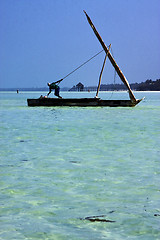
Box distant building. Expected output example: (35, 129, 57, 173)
(69, 82, 84, 91)
(76, 82, 84, 91)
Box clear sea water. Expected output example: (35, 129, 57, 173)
(0, 91, 160, 240)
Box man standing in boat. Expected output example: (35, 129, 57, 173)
(47, 79, 63, 98)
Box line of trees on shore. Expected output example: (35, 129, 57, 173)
(69, 79, 160, 91)
(101, 79, 160, 91)
(130, 79, 160, 91)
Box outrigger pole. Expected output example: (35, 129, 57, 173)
(84, 10, 137, 103)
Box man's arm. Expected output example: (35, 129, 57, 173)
(55, 79, 63, 84)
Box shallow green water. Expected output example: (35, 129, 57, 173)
(0, 91, 160, 239)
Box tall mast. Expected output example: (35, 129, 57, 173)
(84, 11, 137, 103)
(96, 44, 111, 98)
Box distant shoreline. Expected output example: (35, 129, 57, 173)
(1, 79, 160, 92)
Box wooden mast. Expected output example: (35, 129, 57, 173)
(84, 11, 137, 103)
(96, 44, 111, 98)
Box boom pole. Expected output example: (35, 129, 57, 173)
(84, 10, 137, 103)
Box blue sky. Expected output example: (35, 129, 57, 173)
(0, 0, 160, 88)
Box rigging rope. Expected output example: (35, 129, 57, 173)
(108, 47, 117, 100)
(61, 49, 104, 81)
(110, 47, 117, 85)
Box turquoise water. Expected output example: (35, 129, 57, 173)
(0, 91, 160, 240)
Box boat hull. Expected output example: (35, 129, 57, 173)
(27, 98, 141, 107)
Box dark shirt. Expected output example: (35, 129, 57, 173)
(50, 83, 59, 89)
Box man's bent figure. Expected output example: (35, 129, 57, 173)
(47, 79, 63, 98)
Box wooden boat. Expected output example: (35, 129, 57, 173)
(27, 97, 142, 107)
(27, 11, 144, 107)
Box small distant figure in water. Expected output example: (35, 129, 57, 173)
(47, 79, 63, 98)
(17, 89, 19, 94)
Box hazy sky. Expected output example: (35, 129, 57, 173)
(0, 0, 160, 88)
